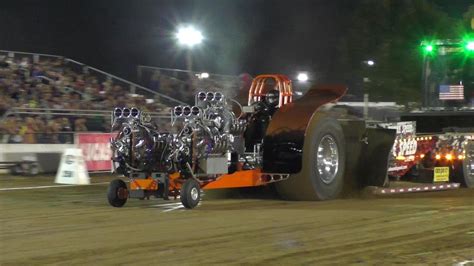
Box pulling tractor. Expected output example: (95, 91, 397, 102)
(107, 75, 397, 209)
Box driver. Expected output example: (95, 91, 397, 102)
(264, 89, 279, 108)
(254, 88, 279, 116)
(244, 88, 280, 152)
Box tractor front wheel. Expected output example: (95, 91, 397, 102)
(107, 179, 128, 207)
(180, 179, 201, 209)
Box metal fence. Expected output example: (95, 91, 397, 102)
(0, 107, 172, 144)
(1, 132, 75, 144)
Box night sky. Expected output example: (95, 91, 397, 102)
(0, 0, 471, 82)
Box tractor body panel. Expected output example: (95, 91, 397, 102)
(262, 84, 347, 173)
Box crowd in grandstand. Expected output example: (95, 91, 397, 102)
(0, 56, 172, 112)
(0, 54, 244, 144)
(0, 116, 82, 144)
(0, 55, 171, 143)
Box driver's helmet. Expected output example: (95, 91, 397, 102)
(265, 89, 280, 106)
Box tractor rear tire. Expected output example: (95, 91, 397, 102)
(275, 114, 346, 200)
(454, 141, 474, 188)
(107, 179, 128, 207)
(180, 179, 201, 209)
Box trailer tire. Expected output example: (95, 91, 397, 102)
(107, 179, 128, 207)
(275, 114, 346, 200)
(180, 179, 201, 209)
(455, 141, 474, 188)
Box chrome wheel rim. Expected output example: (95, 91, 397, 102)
(190, 187, 199, 201)
(467, 145, 474, 176)
(316, 134, 339, 184)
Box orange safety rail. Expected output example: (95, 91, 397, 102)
(130, 178, 158, 190)
(160, 170, 265, 192)
(201, 169, 264, 190)
(248, 74, 293, 108)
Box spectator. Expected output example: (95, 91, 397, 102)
(57, 117, 73, 144)
(5, 118, 23, 143)
(22, 117, 38, 144)
(34, 116, 47, 143)
(45, 120, 60, 144)
(150, 71, 161, 92)
(74, 118, 88, 132)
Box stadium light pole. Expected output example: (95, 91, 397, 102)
(362, 59, 375, 119)
(175, 26, 204, 76)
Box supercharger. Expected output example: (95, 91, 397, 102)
(111, 91, 250, 179)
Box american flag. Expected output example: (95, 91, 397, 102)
(439, 85, 464, 100)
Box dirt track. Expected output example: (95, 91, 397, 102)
(0, 175, 473, 265)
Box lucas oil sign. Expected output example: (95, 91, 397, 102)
(76, 133, 114, 171)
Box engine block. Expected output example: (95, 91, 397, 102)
(111, 91, 249, 178)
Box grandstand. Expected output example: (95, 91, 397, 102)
(0, 50, 247, 146)
(0, 50, 187, 144)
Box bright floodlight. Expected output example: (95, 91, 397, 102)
(467, 41, 474, 51)
(367, 60, 375, 66)
(425, 45, 434, 52)
(200, 72, 209, 79)
(176, 26, 203, 47)
(297, 73, 308, 82)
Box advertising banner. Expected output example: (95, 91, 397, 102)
(76, 133, 114, 171)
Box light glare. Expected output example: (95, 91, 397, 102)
(466, 41, 474, 51)
(445, 154, 453, 160)
(297, 73, 308, 82)
(176, 26, 203, 47)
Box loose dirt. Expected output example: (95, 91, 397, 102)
(0, 175, 473, 265)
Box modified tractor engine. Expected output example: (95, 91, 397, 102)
(110, 91, 265, 180)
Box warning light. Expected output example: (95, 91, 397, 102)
(466, 41, 474, 51)
(425, 45, 433, 52)
(396, 155, 406, 161)
(435, 154, 441, 160)
(445, 154, 453, 161)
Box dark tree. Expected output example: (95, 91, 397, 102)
(338, 0, 467, 104)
